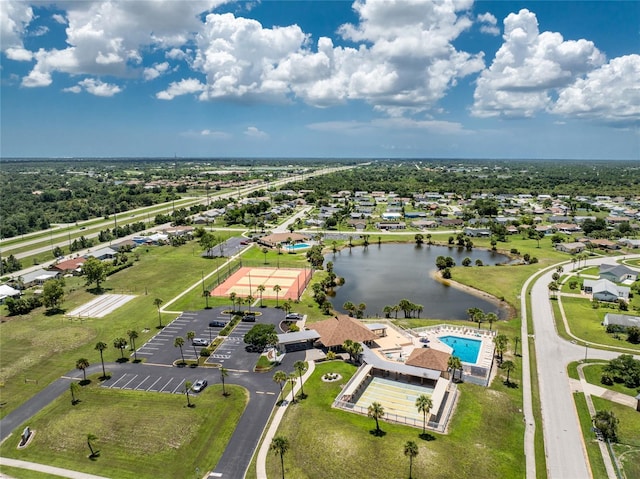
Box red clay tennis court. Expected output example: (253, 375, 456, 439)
(210, 267, 312, 301)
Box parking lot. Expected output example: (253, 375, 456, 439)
(102, 371, 196, 394)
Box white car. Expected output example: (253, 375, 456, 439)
(191, 379, 207, 392)
(192, 338, 209, 346)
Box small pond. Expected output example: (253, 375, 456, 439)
(326, 243, 510, 320)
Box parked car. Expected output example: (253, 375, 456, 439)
(285, 313, 303, 320)
(191, 379, 207, 392)
(242, 313, 256, 322)
(209, 320, 228, 328)
(192, 338, 209, 346)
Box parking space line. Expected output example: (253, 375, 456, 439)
(159, 378, 174, 392)
(136, 375, 151, 389)
(122, 374, 139, 389)
(171, 379, 185, 393)
(146, 377, 162, 391)
(135, 351, 154, 355)
(109, 374, 129, 388)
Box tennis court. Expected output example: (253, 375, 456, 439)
(210, 266, 312, 301)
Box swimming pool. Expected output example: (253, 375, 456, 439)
(286, 242, 311, 251)
(438, 335, 481, 364)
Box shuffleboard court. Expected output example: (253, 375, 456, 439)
(211, 266, 312, 301)
(66, 294, 136, 319)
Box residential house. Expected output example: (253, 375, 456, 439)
(618, 238, 640, 249)
(0, 284, 21, 303)
(463, 227, 492, 237)
(439, 218, 464, 227)
(603, 313, 640, 330)
(583, 279, 629, 302)
(51, 257, 86, 274)
(21, 269, 60, 288)
(586, 238, 621, 250)
(347, 219, 367, 231)
(87, 247, 117, 261)
(555, 242, 586, 254)
(375, 221, 406, 230)
(412, 220, 438, 229)
(599, 264, 638, 283)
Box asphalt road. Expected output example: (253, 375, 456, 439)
(530, 256, 638, 479)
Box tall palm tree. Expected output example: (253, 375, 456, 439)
(257, 284, 266, 307)
(127, 329, 139, 362)
(229, 292, 237, 313)
(184, 381, 193, 407)
(203, 289, 210, 309)
(273, 284, 282, 307)
(94, 342, 108, 379)
(174, 336, 185, 364)
(447, 356, 462, 382)
(494, 334, 509, 362)
(87, 434, 98, 457)
(76, 358, 90, 381)
(113, 337, 128, 359)
(293, 361, 307, 397)
(187, 331, 198, 361)
(368, 401, 385, 434)
(473, 310, 485, 329)
(288, 373, 297, 403)
(246, 294, 254, 313)
(343, 301, 355, 316)
(500, 360, 516, 384)
(270, 436, 290, 479)
(404, 441, 419, 479)
(262, 247, 269, 264)
(513, 336, 520, 356)
(153, 298, 163, 327)
(273, 370, 287, 403)
(70, 381, 80, 404)
(220, 367, 229, 396)
(486, 312, 498, 331)
(415, 394, 433, 434)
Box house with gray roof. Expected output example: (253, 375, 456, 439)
(599, 264, 638, 283)
(603, 313, 640, 330)
(583, 279, 630, 302)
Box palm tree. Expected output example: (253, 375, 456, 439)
(76, 358, 90, 381)
(262, 247, 269, 264)
(70, 381, 80, 404)
(273, 284, 282, 307)
(246, 294, 254, 312)
(415, 394, 433, 434)
(94, 342, 108, 379)
(368, 401, 385, 435)
(153, 298, 163, 327)
(87, 433, 98, 457)
(270, 436, 290, 479)
(257, 284, 266, 307)
(357, 302, 366, 319)
(203, 289, 210, 309)
(174, 336, 185, 364)
(473, 310, 485, 329)
(343, 301, 355, 316)
(404, 441, 419, 479)
(383, 305, 393, 318)
(228, 291, 237, 313)
(548, 281, 559, 299)
(500, 360, 516, 384)
(494, 334, 508, 362)
(350, 342, 363, 364)
(127, 329, 139, 362)
(288, 373, 297, 403)
(113, 337, 128, 360)
(273, 370, 287, 403)
(294, 361, 307, 398)
(486, 312, 498, 331)
(448, 355, 462, 382)
(415, 304, 424, 318)
(187, 331, 198, 361)
(220, 367, 229, 396)
(343, 339, 354, 361)
(414, 233, 424, 245)
(513, 336, 520, 356)
(184, 381, 193, 407)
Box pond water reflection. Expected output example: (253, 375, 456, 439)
(326, 243, 510, 321)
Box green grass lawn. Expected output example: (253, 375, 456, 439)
(0, 384, 247, 479)
(0, 241, 235, 418)
(573, 393, 608, 479)
(591, 397, 640, 479)
(264, 361, 525, 479)
(558, 297, 640, 352)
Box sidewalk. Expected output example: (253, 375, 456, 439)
(0, 457, 109, 479)
(255, 359, 316, 479)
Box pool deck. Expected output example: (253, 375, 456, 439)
(415, 325, 495, 368)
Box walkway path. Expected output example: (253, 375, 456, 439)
(0, 458, 109, 479)
(256, 360, 315, 479)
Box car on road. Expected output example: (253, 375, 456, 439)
(285, 313, 303, 320)
(192, 338, 209, 346)
(191, 379, 207, 392)
(242, 312, 256, 322)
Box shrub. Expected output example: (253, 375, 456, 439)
(510, 248, 519, 255)
(326, 351, 337, 360)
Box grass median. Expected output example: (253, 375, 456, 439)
(0, 384, 247, 479)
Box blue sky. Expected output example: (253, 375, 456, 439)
(1, 0, 638, 159)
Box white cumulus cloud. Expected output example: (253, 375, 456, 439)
(63, 78, 123, 97)
(552, 54, 640, 125)
(1, 0, 34, 50)
(52, 13, 67, 25)
(143, 61, 170, 81)
(156, 78, 206, 100)
(477, 12, 499, 35)
(244, 126, 268, 139)
(472, 9, 606, 118)
(5, 47, 33, 61)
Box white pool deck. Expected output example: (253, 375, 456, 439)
(413, 324, 496, 368)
